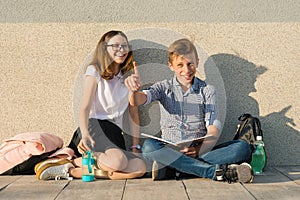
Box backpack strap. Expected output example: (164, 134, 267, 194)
(238, 113, 252, 121)
(253, 117, 263, 138)
(234, 114, 250, 140)
(234, 113, 263, 142)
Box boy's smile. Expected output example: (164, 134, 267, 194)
(169, 52, 198, 91)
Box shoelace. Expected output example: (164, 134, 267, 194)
(223, 167, 238, 184)
(49, 172, 73, 181)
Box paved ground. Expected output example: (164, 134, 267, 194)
(0, 166, 299, 200)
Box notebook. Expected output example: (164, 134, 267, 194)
(141, 133, 213, 147)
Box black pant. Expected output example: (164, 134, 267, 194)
(68, 119, 126, 157)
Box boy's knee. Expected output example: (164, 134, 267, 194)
(142, 139, 158, 154)
(238, 140, 251, 149)
(237, 140, 252, 157)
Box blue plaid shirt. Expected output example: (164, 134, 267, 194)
(143, 76, 220, 143)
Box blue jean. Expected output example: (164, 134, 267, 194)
(142, 139, 251, 180)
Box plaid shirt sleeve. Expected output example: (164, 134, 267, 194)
(142, 81, 167, 105)
(203, 85, 221, 130)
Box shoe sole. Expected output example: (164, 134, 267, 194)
(152, 161, 176, 181)
(35, 157, 66, 173)
(152, 161, 159, 181)
(94, 168, 109, 179)
(35, 158, 70, 180)
(233, 163, 254, 183)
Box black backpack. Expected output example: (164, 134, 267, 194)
(233, 113, 263, 151)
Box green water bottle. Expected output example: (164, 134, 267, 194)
(250, 136, 266, 175)
(82, 151, 95, 182)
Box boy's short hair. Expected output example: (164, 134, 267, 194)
(168, 38, 199, 62)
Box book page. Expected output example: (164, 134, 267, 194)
(141, 133, 213, 147)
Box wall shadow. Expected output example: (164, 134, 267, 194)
(205, 54, 300, 167)
(204, 54, 266, 143)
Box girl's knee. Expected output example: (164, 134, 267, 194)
(97, 148, 128, 171)
(128, 158, 147, 173)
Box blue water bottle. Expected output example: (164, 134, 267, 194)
(82, 151, 95, 182)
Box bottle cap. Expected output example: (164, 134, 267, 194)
(256, 136, 262, 141)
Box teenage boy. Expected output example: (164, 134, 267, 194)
(124, 38, 253, 183)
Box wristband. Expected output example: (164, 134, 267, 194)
(130, 144, 141, 150)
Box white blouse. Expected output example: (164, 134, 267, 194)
(85, 65, 129, 129)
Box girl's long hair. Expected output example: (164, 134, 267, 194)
(88, 30, 134, 80)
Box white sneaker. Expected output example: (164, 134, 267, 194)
(39, 163, 74, 180)
(35, 158, 70, 174)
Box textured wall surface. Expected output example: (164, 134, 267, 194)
(0, 1, 299, 166)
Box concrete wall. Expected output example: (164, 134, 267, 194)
(0, 1, 299, 166)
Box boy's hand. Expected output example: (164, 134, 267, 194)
(180, 143, 202, 158)
(125, 61, 142, 92)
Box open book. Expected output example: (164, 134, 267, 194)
(141, 133, 213, 148)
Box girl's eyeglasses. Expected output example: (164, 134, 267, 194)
(106, 44, 129, 51)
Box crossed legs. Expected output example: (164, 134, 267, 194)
(69, 148, 146, 180)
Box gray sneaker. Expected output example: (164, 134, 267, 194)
(152, 161, 176, 181)
(39, 163, 74, 180)
(215, 162, 254, 183)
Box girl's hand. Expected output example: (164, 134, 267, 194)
(77, 134, 95, 154)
